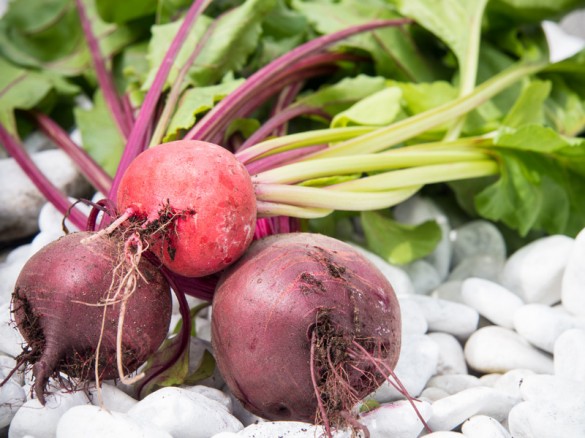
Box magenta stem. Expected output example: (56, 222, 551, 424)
(185, 19, 411, 142)
(33, 112, 112, 195)
(0, 123, 87, 230)
(75, 0, 132, 139)
(109, 0, 211, 202)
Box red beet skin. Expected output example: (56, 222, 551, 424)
(211, 233, 401, 423)
(12, 231, 172, 403)
(116, 140, 257, 278)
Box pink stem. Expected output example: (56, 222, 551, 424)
(186, 19, 411, 142)
(33, 112, 112, 195)
(0, 124, 87, 230)
(109, 0, 211, 202)
(75, 0, 131, 139)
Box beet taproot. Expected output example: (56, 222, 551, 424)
(211, 233, 401, 429)
(11, 231, 172, 403)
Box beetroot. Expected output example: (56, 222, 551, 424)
(211, 233, 401, 429)
(11, 231, 172, 403)
(116, 140, 257, 278)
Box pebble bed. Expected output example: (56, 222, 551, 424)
(1, 147, 585, 438)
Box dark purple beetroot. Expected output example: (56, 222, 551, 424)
(211, 232, 401, 427)
(11, 231, 172, 403)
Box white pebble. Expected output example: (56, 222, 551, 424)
(0, 259, 27, 305)
(404, 295, 479, 339)
(428, 332, 468, 375)
(424, 433, 464, 437)
(29, 232, 63, 256)
(403, 260, 442, 295)
(431, 281, 464, 303)
(448, 255, 504, 284)
(87, 383, 138, 413)
(370, 334, 438, 402)
(427, 386, 516, 431)
(9, 390, 89, 438)
(347, 243, 415, 295)
(56, 405, 171, 438)
(478, 374, 502, 388)
(426, 374, 481, 395)
(461, 415, 511, 438)
(461, 278, 523, 329)
(562, 227, 585, 316)
(420, 387, 449, 402)
(5, 245, 32, 265)
(554, 328, 585, 382)
(500, 235, 574, 305)
(513, 304, 585, 353)
(0, 303, 25, 358)
(185, 385, 232, 411)
(508, 375, 585, 437)
(127, 387, 243, 438)
(398, 296, 428, 335)
(235, 421, 321, 437)
(360, 399, 432, 438)
(451, 220, 507, 267)
(0, 377, 26, 428)
(493, 369, 536, 400)
(464, 326, 553, 374)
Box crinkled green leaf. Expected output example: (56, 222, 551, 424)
(142, 15, 212, 90)
(361, 210, 442, 265)
(331, 87, 403, 128)
(183, 350, 216, 385)
(296, 75, 387, 116)
(188, 0, 277, 86)
(486, 0, 585, 24)
(475, 126, 585, 236)
(74, 90, 124, 176)
(225, 118, 262, 141)
(292, 0, 437, 82)
(164, 78, 244, 141)
(0, 57, 79, 136)
(390, 0, 488, 84)
(95, 0, 157, 23)
(0, 0, 145, 77)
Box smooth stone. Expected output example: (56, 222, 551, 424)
(451, 220, 507, 267)
(360, 399, 432, 438)
(478, 374, 502, 388)
(508, 400, 585, 438)
(398, 296, 428, 335)
(0, 355, 21, 385)
(37, 198, 89, 235)
(235, 421, 321, 437)
(5, 245, 32, 265)
(513, 304, 585, 353)
(420, 387, 449, 402)
(0, 149, 90, 243)
(0, 376, 26, 428)
(519, 374, 585, 403)
(347, 243, 415, 295)
(426, 386, 516, 431)
(424, 433, 464, 437)
(493, 369, 536, 400)
(393, 195, 452, 280)
(461, 415, 511, 438)
(554, 328, 585, 382)
(185, 386, 232, 411)
(369, 334, 439, 402)
(226, 393, 264, 428)
(500, 235, 574, 305)
(404, 295, 479, 339)
(562, 227, 585, 316)
(448, 255, 503, 283)
(9, 390, 89, 438)
(29, 231, 63, 256)
(426, 374, 481, 395)
(431, 281, 464, 303)
(461, 278, 523, 329)
(403, 260, 442, 295)
(0, 259, 27, 304)
(464, 326, 554, 374)
(127, 387, 243, 438)
(56, 405, 171, 438)
(428, 332, 467, 375)
(0, 303, 25, 358)
(87, 383, 138, 413)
